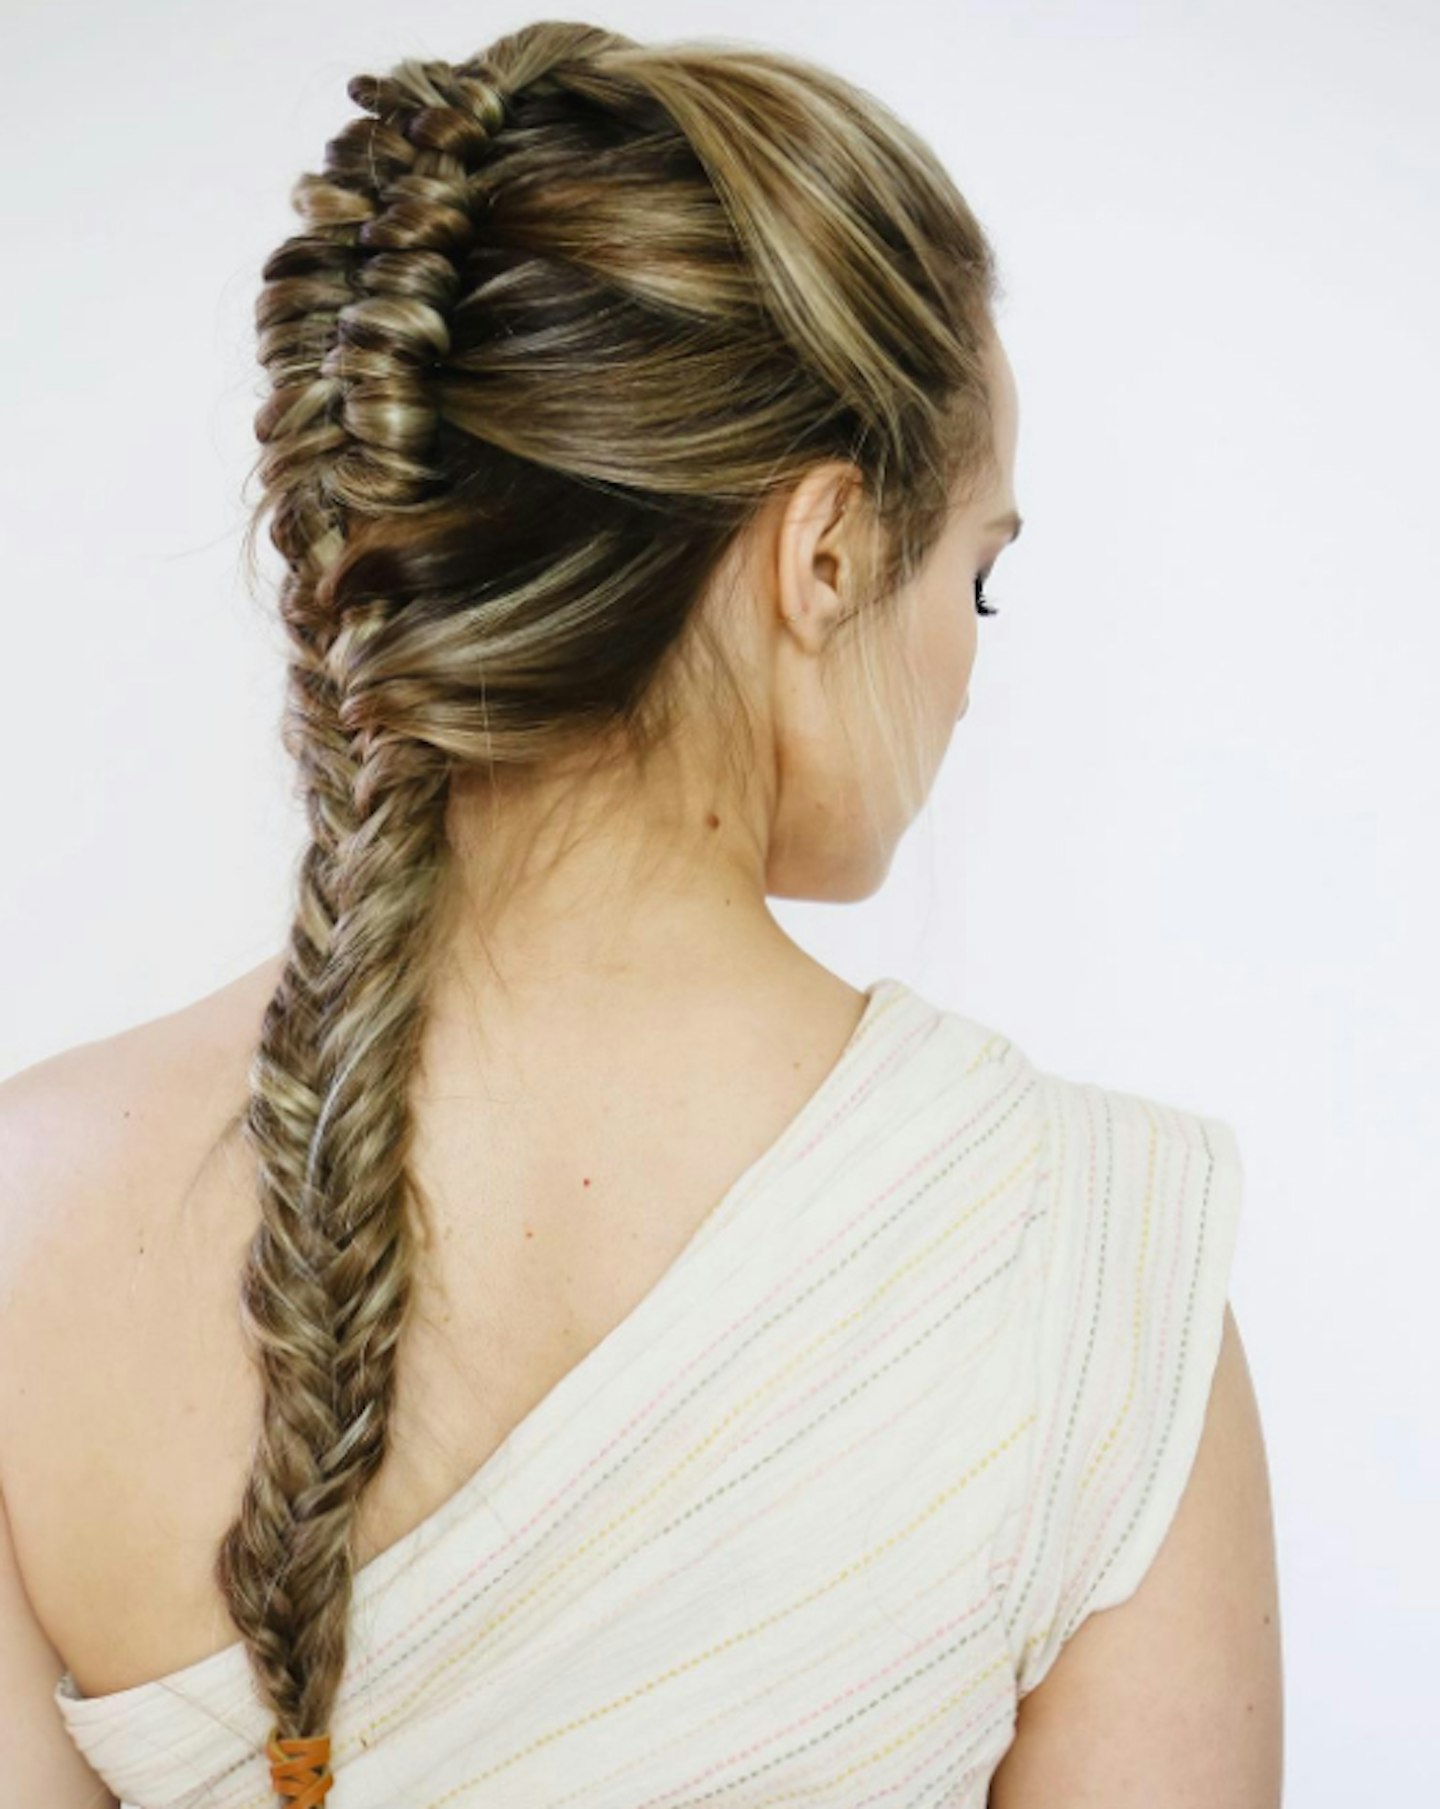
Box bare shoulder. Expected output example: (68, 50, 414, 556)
(0, 948, 286, 1438)
(0, 952, 284, 1434)
(0, 954, 284, 1805)
(990, 1303, 1285, 1806)
(0, 952, 284, 1298)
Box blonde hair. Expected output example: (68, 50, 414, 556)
(223, 19, 1002, 1800)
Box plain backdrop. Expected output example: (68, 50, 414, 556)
(3, 0, 1435, 1798)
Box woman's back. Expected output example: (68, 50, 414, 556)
(0, 957, 1278, 1807)
(2, 953, 890, 1704)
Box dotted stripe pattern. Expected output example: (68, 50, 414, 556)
(54, 978, 1242, 1808)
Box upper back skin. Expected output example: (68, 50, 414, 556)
(0, 952, 883, 1700)
(0, 955, 1283, 1806)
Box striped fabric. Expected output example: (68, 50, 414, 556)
(54, 975, 1243, 1808)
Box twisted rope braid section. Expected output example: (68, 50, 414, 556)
(294, 58, 513, 536)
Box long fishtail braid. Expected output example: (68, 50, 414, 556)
(218, 27, 624, 1801)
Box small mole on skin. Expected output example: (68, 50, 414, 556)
(524, 1228, 534, 1239)
(583, 1177, 591, 1187)
(706, 811, 721, 829)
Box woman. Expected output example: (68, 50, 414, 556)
(1, 20, 1282, 1807)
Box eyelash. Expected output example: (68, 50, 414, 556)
(974, 569, 999, 616)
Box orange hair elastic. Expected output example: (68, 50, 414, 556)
(266, 1727, 335, 1805)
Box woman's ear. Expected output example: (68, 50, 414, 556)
(774, 462, 861, 645)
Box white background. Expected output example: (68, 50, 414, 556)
(3, 1, 1435, 1798)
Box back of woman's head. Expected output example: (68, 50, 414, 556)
(223, 18, 1003, 1799)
